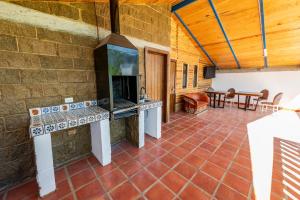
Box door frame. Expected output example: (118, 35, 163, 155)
(170, 59, 177, 113)
(145, 47, 170, 123)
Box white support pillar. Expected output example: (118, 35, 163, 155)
(33, 134, 56, 197)
(138, 111, 145, 148)
(144, 107, 161, 139)
(90, 118, 111, 166)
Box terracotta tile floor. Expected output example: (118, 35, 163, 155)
(1, 108, 299, 200)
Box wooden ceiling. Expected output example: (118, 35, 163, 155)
(173, 0, 300, 69)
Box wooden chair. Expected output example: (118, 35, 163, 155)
(253, 89, 269, 110)
(225, 88, 235, 108)
(261, 92, 283, 112)
(206, 87, 215, 106)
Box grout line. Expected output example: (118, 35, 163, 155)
(64, 166, 78, 200)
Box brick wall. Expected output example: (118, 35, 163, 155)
(119, 4, 171, 46)
(0, 1, 171, 191)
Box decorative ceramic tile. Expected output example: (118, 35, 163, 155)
(68, 120, 77, 128)
(29, 108, 41, 117)
(30, 126, 44, 137)
(60, 104, 69, 112)
(51, 106, 60, 113)
(44, 124, 56, 134)
(78, 117, 87, 125)
(87, 115, 95, 123)
(84, 101, 92, 107)
(95, 114, 102, 121)
(57, 122, 68, 131)
(77, 102, 84, 109)
(91, 100, 97, 106)
(41, 107, 51, 115)
(139, 100, 162, 111)
(29, 100, 110, 137)
(69, 103, 77, 110)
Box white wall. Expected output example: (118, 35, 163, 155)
(212, 71, 300, 105)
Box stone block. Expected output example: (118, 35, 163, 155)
(37, 28, 71, 44)
(43, 70, 58, 83)
(81, 10, 98, 26)
(0, 34, 17, 51)
(11, 1, 50, 13)
(18, 38, 57, 56)
(0, 99, 27, 117)
(96, 3, 110, 18)
(0, 20, 10, 35)
(1, 129, 29, 149)
(25, 84, 44, 98)
(71, 35, 97, 47)
(25, 96, 62, 108)
(0, 117, 4, 133)
(0, 85, 31, 100)
(71, 2, 94, 11)
(40, 55, 73, 69)
(5, 114, 29, 131)
(73, 58, 94, 70)
(0, 69, 20, 84)
(58, 44, 80, 58)
(48, 2, 79, 20)
(0, 52, 40, 69)
(43, 83, 76, 97)
(75, 83, 96, 96)
(86, 71, 96, 83)
(57, 70, 86, 83)
(20, 69, 45, 84)
(9, 142, 33, 162)
(10, 23, 36, 38)
(0, 155, 35, 189)
(78, 47, 93, 59)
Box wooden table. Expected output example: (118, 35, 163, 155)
(236, 91, 263, 111)
(205, 91, 228, 108)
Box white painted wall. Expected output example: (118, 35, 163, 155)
(212, 71, 300, 105)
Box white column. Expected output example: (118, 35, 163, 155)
(90, 119, 111, 166)
(144, 107, 161, 139)
(138, 111, 145, 148)
(33, 134, 56, 197)
(247, 116, 274, 200)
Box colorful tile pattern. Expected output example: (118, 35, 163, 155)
(29, 100, 162, 138)
(28, 100, 110, 137)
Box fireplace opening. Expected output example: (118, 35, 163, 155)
(112, 75, 138, 110)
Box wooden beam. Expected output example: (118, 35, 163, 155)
(258, 0, 268, 68)
(171, 0, 196, 12)
(174, 11, 218, 68)
(208, 0, 241, 69)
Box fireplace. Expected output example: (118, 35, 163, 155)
(94, 35, 139, 120)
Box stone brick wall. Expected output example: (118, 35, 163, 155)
(0, 1, 171, 191)
(0, 19, 99, 190)
(120, 4, 171, 46)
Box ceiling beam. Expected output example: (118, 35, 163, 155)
(208, 0, 241, 69)
(171, 0, 196, 12)
(174, 11, 218, 68)
(258, 0, 268, 68)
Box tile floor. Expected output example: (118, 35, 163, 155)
(1, 108, 298, 200)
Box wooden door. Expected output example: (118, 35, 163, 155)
(170, 60, 176, 113)
(146, 50, 166, 121)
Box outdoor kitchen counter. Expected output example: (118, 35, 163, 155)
(138, 100, 162, 148)
(28, 102, 111, 197)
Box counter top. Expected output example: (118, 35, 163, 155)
(139, 100, 162, 111)
(29, 99, 162, 137)
(29, 100, 109, 137)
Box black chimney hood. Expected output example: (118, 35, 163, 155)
(94, 0, 139, 120)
